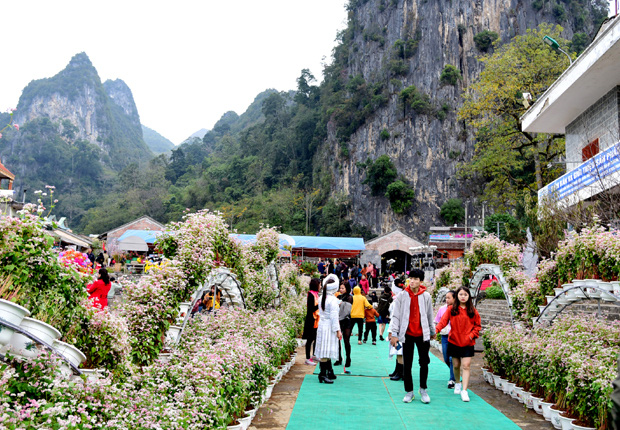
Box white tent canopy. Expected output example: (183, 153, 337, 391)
(118, 235, 149, 252)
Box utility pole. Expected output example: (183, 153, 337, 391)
(464, 201, 468, 252)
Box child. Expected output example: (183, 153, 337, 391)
(363, 305, 380, 344)
(377, 286, 392, 341)
(434, 290, 456, 388)
(351, 286, 373, 344)
(435, 286, 482, 402)
(359, 274, 370, 295)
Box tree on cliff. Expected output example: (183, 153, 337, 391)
(458, 24, 571, 211)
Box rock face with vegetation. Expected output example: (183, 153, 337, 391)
(321, 0, 606, 239)
(0, 1, 607, 237)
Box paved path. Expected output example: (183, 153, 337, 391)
(286, 335, 522, 430)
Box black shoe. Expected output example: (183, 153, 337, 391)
(334, 360, 342, 366)
(345, 358, 351, 368)
(363, 340, 367, 343)
(448, 380, 456, 389)
(326, 361, 337, 380)
(390, 374, 403, 381)
(379, 335, 384, 341)
(372, 341, 376, 345)
(318, 362, 334, 384)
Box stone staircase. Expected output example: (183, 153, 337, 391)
(476, 298, 513, 329)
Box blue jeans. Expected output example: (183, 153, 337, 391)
(441, 334, 455, 381)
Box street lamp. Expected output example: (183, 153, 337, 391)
(543, 35, 572, 65)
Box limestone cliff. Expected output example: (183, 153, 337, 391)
(323, 0, 602, 240)
(13, 52, 151, 170)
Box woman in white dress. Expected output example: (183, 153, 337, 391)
(314, 274, 342, 384)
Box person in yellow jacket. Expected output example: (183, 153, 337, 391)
(351, 286, 373, 345)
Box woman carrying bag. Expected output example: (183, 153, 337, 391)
(302, 278, 321, 365)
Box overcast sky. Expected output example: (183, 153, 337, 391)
(2, 1, 616, 145)
(1, 0, 348, 144)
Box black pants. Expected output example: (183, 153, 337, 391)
(403, 335, 430, 392)
(351, 318, 364, 341)
(363, 321, 377, 342)
(305, 337, 315, 359)
(338, 319, 352, 362)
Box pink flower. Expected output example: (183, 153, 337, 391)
(13, 124, 19, 131)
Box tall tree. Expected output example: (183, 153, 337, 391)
(458, 24, 570, 210)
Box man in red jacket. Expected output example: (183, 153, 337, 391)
(389, 269, 435, 404)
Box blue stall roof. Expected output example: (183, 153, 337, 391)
(289, 236, 365, 251)
(118, 229, 162, 244)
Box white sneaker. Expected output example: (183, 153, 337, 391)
(454, 383, 462, 395)
(419, 388, 430, 404)
(403, 391, 415, 403)
(305, 359, 317, 366)
(461, 390, 470, 402)
(448, 380, 455, 389)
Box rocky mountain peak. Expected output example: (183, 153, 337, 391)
(104, 79, 141, 127)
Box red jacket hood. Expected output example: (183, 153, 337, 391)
(405, 285, 426, 297)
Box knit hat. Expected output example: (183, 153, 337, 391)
(323, 274, 339, 293)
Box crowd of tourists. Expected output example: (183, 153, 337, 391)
(302, 266, 481, 404)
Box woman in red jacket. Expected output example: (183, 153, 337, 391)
(435, 286, 481, 402)
(87, 268, 112, 309)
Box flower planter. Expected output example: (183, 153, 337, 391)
(559, 413, 575, 430)
(486, 371, 495, 385)
(562, 284, 578, 302)
(165, 325, 182, 346)
(513, 386, 523, 402)
(598, 282, 616, 302)
(238, 414, 252, 430)
(531, 396, 543, 415)
(76, 368, 105, 382)
(177, 302, 191, 323)
(571, 420, 595, 430)
(481, 367, 488, 380)
(8, 317, 61, 358)
(53, 339, 86, 376)
(540, 400, 554, 421)
(549, 406, 563, 429)
(492, 374, 502, 390)
(295, 338, 306, 347)
(264, 383, 275, 401)
(546, 295, 558, 307)
(522, 390, 534, 409)
(611, 281, 620, 296)
(571, 280, 586, 298)
(0, 300, 31, 347)
(584, 279, 601, 298)
(501, 379, 511, 394)
(246, 407, 258, 420)
(227, 424, 243, 430)
(506, 381, 516, 397)
(554, 287, 569, 305)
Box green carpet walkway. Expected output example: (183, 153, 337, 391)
(286, 334, 520, 430)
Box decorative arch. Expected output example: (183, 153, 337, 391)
(469, 264, 516, 327)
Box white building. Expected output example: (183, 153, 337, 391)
(521, 16, 620, 207)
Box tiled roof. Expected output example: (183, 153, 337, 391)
(0, 160, 15, 180)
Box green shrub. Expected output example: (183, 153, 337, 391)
(363, 155, 397, 195)
(440, 65, 462, 86)
(399, 85, 433, 115)
(485, 283, 505, 299)
(440, 198, 464, 224)
(385, 180, 415, 214)
(571, 32, 589, 55)
(388, 59, 408, 75)
(457, 24, 467, 37)
(474, 30, 499, 52)
(552, 4, 566, 21)
(437, 103, 451, 121)
(380, 128, 390, 140)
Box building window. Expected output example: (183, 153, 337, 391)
(582, 138, 599, 162)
